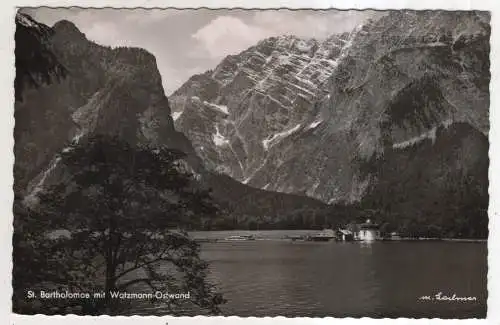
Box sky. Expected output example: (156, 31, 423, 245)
(21, 8, 379, 95)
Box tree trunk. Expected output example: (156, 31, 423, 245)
(104, 241, 116, 313)
(104, 216, 117, 313)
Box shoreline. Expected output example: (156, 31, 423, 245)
(398, 238, 488, 243)
(190, 231, 487, 243)
(391, 237, 487, 243)
(380, 237, 487, 243)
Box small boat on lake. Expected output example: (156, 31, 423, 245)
(284, 235, 307, 241)
(224, 234, 256, 241)
(194, 238, 218, 243)
(306, 229, 336, 242)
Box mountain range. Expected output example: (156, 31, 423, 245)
(14, 12, 329, 230)
(171, 10, 490, 205)
(14, 11, 490, 235)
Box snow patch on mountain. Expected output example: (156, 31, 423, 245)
(443, 119, 454, 128)
(306, 119, 323, 130)
(25, 156, 61, 203)
(393, 127, 438, 149)
(212, 125, 230, 147)
(307, 180, 321, 196)
(295, 39, 314, 52)
(262, 123, 302, 150)
(172, 111, 183, 121)
(62, 131, 85, 153)
(42, 158, 62, 182)
(203, 101, 229, 115)
(17, 13, 36, 27)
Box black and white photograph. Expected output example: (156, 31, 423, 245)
(12, 7, 490, 319)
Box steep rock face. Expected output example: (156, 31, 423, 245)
(15, 14, 201, 197)
(49, 20, 197, 158)
(315, 10, 490, 202)
(170, 11, 490, 204)
(14, 14, 70, 194)
(171, 33, 351, 183)
(15, 13, 67, 101)
(362, 122, 489, 237)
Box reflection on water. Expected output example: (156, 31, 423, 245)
(154, 231, 487, 318)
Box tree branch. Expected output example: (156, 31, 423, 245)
(114, 254, 174, 281)
(117, 278, 156, 291)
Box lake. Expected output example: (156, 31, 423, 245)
(148, 230, 488, 318)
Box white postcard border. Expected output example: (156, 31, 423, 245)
(1, 0, 498, 324)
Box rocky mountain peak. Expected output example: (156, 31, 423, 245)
(170, 28, 356, 184)
(52, 19, 86, 38)
(16, 12, 42, 28)
(15, 14, 199, 197)
(15, 12, 67, 102)
(171, 10, 489, 204)
(256, 35, 318, 56)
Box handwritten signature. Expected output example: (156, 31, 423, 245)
(418, 292, 477, 302)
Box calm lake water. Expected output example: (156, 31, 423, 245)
(148, 230, 487, 318)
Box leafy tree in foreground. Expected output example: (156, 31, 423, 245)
(13, 135, 225, 315)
